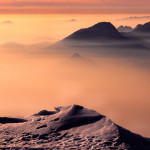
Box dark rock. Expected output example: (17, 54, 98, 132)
(38, 135, 49, 140)
(36, 124, 47, 129)
(32, 134, 39, 139)
(53, 118, 60, 122)
(21, 137, 31, 141)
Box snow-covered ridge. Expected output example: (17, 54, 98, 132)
(0, 105, 150, 149)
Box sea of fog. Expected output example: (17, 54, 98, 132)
(0, 13, 150, 137)
(0, 44, 150, 137)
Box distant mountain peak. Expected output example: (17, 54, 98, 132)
(134, 24, 142, 30)
(133, 22, 150, 32)
(71, 53, 82, 59)
(64, 21, 126, 41)
(89, 22, 117, 32)
(117, 25, 133, 32)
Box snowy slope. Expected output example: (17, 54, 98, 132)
(0, 105, 150, 149)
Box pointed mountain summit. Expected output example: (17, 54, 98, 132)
(64, 22, 126, 42)
(66, 53, 93, 66)
(71, 53, 82, 59)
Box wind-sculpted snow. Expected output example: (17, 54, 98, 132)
(0, 105, 150, 149)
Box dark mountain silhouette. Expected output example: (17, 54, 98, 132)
(134, 24, 142, 30)
(64, 22, 126, 42)
(133, 22, 150, 32)
(71, 53, 82, 59)
(53, 22, 147, 50)
(0, 105, 150, 149)
(65, 53, 94, 66)
(117, 25, 133, 32)
(126, 22, 150, 49)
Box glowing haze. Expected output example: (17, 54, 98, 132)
(0, 0, 149, 14)
(0, 14, 150, 44)
(0, 0, 150, 139)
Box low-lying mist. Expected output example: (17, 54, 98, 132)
(0, 44, 150, 137)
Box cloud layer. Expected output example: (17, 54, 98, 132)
(0, 21, 13, 24)
(0, 0, 149, 13)
(118, 16, 150, 21)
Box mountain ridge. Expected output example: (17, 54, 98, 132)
(53, 21, 148, 50)
(0, 105, 150, 149)
(133, 22, 150, 33)
(64, 22, 127, 41)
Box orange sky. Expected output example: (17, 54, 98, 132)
(0, 0, 149, 14)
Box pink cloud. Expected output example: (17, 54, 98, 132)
(0, 20, 13, 24)
(0, 0, 149, 13)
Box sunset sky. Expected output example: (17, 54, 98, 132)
(0, 0, 149, 14)
(0, 0, 150, 139)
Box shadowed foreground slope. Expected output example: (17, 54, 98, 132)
(0, 105, 150, 149)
